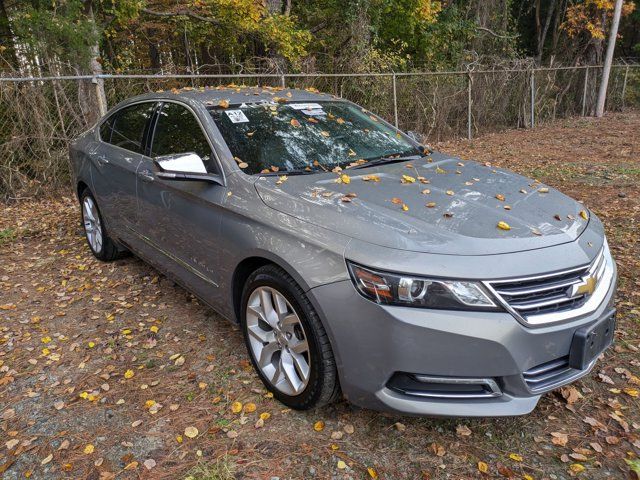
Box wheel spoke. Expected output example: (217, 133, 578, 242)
(258, 341, 279, 369)
(280, 313, 298, 331)
(259, 289, 278, 328)
(290, 350, 310, 382)
(273, 291, 289, 317)
(247, 304, 267, 324)
(281, 350, 302, 393)
(289, 337, 308, 354)
(247, 324, 275, 344)
(270, 356, 283, 385)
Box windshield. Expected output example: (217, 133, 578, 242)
(208, 101, 419, 174)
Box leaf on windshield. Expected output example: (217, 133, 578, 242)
(276, 175, 288, 185)
(218, 99, 230, 108)
(340, 174, 351, 184)
(246, 131, 255, 137)
(336, 117, 345, 124)
(497, 221, 511, 230)
(401, 175, 416, 184)
(341, 196, 352, 203)
(446, 190, 454, 196)
(320, 131, 330, 137)
(421, 189, 431, 194)
(579, 210, 588, 220)
(402, 204, 409, 211)
(426, 202, 436, 208)
(495, 194, 505, 201)
(443, 212, 453, 218)
(436, 167, 446, 174)
(307, 117, 319, 124)
(348, 149, 357, 156)
(362, 175, 380, 182)
(270, 165, 280, 172)
(238, 162, 248, 169)
(391, 197, 402, 204)
(290, 119, 301, 128)
(418, 177, 430, 184)
(369, 115, 378, 122)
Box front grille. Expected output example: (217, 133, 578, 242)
(488, 248, 606, 322)
(522, 356, 575, 393)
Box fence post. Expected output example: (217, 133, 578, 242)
(530, 69, 535, 128)
(280, 74, 286, 88)
(582, 67, 589, 117)
(392, 73, 399, 129)
(621, 65, 629, 108)
(467, 72, 472, 140)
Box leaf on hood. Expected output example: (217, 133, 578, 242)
(401, 175, 416, 184)
(218, 99, 230, 108)
(497, 221, 511, 231)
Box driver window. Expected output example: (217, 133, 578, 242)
(151, 103, 215, 172)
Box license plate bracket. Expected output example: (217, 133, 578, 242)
(568, 309, 616, 370)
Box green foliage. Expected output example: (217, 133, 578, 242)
(184, 457, 235, 480)
(11, 0, 98, 68)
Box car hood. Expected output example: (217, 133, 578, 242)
(254, 152, 589, 255)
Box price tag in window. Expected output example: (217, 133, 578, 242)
(225, 109, 250, 123)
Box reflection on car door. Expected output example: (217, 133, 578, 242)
(91, 102, 155, 244)
(134, 101, 227, 306)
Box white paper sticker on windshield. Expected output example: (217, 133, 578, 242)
(302, 109, 325, 116)
(225, 109, 250, 123)
(289, 103, 323, 110)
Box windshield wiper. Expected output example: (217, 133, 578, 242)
(353, 154, 423, 169)
(258, 168, 321, 176)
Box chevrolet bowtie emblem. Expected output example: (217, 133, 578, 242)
(569, 276, 597, 297)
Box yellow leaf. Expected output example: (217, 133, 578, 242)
(579, 210, 588, 220)
(340, 174, 351, 184)
(84, 444, 94, 454)
(362, 175, 380, 182)
(244, 402, 257, 413)
(401, 174, 416, 183)
(623, 388, 639, 398)
(231, 401, 243, 414)
(402, 204, 409, 211)
(446, 190, 454, 196)
(313, 420, 325, 431)
(569, 463, 585, 474)
(88, 341, 95, 348)
(478, 461, 489, 473)
(149, 325, 159, 333)
(290, 118, 301, 128)
(144, 400, 156, 409)
(184, 426, 199, 439)
(176, 435, 183, 443)
(337, 460, 347, 470)
(367, 467, 378, 478)
(495, 194, 505, 201)
(218, 99, 230, 108)
(124, 369, 134, 379)
(509, 453, 523, 462)
(259, 412, 271, 421)
(41, 336, 51, 344)
(121, 329, 131, 335)
(426, 202, 436, 208)
(320, 131, 330, 137)
(497, 221, 511, 231)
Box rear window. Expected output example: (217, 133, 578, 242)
(101, 102, 155, 154)
(208, 101, 417, 174)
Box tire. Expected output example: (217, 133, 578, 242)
(240, 265, 340, 410)
(79, 189, 123, 262)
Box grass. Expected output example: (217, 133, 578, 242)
(0, 227, 16, 245)
(184, 456, 236, 480)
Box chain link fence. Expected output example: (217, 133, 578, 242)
(1, 65, 639, 199)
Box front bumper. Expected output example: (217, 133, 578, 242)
(308, 263, 617, 417)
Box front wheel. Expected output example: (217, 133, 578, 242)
(241, 265, 340, 410)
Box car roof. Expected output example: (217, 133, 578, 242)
(119, 85, 339, 110)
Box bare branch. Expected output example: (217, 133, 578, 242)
(476, 26, 519, 39)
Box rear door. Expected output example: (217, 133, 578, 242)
(134, 101, 228, 305)
(91, 101, 157, 244)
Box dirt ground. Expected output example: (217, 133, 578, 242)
(1, 112, 639, 480)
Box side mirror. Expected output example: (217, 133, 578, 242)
(154, 153, 222, 185)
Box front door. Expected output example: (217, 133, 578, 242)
(134, 101, 227, 306)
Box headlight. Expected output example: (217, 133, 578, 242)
(347, 261, 499, 310)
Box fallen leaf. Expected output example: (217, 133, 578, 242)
(509, 453, 523, 462)
(184, 426, 199, 439)
(497, 221, 511, 231)
(84, 444, 94, 454)
(313, 420, 325, 431)
(478, 461, 489, 474)
(456, 424, 472, 437)
(143, 459, 156, 470)
(231, 401, 243, 413)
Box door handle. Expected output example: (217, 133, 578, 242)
(137, 169, 155, 182)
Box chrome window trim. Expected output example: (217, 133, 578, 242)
(484, 246, 614, 326)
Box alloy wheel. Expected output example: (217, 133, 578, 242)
(245, 286, 311, 396)
(82, 196, 103, 254)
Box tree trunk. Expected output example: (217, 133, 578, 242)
(536, 0, 558, 64)
(596, 0, 623, 117)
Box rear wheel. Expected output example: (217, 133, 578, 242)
(80, 190, 122, 261)
(241, 265, 340, 410)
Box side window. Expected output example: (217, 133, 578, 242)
(150, 103, 215, 172)
(99, 117, 114, 143)
(106, 103, 155, 154)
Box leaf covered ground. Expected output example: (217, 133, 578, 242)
(1, 112, 639, 480)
